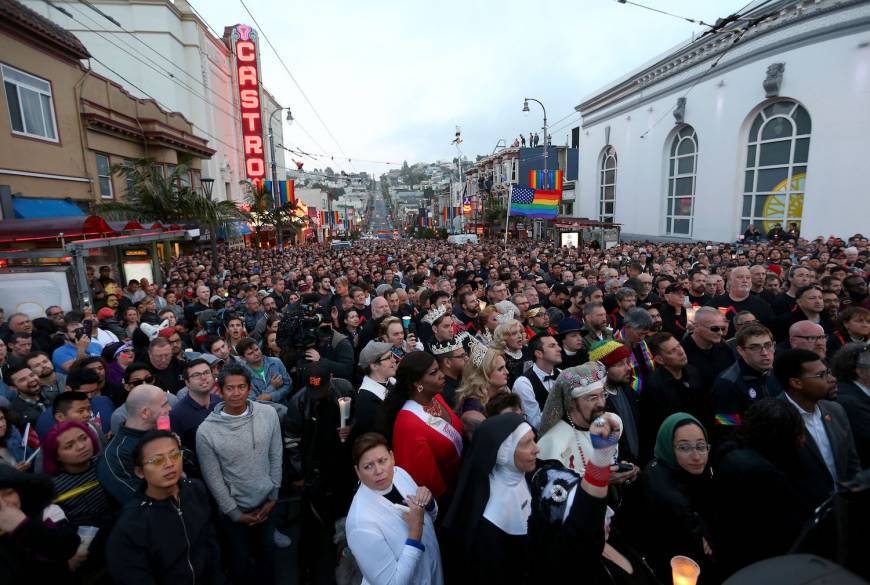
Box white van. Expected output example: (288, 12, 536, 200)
(447, 234, 478, 245)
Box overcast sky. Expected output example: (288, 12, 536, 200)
(195, 0, 750, 176)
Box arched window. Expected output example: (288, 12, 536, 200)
(599, 146, 617, 223)
(666, 126, 698, 236)
(742, 100, 811, 235)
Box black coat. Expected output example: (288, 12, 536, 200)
(106, 479, 224, 585)
(639, 460, 716, 584)
(680, 336, 736, 390)
(837, 380, 870, 468)
(712, 446, 811, 579)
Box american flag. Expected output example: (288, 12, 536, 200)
(509, 184, 559, 219)
(510, 186, 536, 205)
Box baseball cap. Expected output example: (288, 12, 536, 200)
(359, 341, 394, 369)
(96, 307, 115, 320)
(665, 283, 686, 294)
(304, 361, 332, 390)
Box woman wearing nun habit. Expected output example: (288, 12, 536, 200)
(443, 412, 538, 585)
(345, 432, 443, 585)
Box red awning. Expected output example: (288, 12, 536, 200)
(0, 215, 115, 243)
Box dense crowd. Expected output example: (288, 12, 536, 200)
(1, 232, 869, 585)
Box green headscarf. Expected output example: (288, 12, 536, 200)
(654, 412, 708, 468)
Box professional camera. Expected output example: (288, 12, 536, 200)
(276, 303, 326, 351)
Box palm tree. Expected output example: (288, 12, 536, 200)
(269, 200, 311, 247)
(239, 179, 275, 260)
(94, 159, 242, 271)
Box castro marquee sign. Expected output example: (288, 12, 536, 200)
(232, 24, 265, 182)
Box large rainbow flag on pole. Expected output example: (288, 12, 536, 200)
(263, 179, 295, 205)
(509, 169, 563, 219)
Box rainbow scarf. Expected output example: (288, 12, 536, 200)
(615, 329, 655, 395)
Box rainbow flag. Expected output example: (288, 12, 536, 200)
(510, 185, 560, 219)
(263, 179, 296, 205)
(528, 169, 563, 191)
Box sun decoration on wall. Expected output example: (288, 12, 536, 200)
(761, 172, 805, 232)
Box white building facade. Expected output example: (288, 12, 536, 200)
(575, 0, 870, 242)
(23, 0, 286, 203)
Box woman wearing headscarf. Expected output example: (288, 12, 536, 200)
(382, 352, 463, 501)
(639, 413, 716, 583)
(346, 433, 442, 585)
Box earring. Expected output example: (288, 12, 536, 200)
(416, 385, 423, 393)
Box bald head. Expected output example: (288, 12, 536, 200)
(789, 321, 826, 358)
(124, 384, 169, 431)
(371, 296, 390, 319)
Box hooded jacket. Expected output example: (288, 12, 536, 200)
(106, 478, 225, 585)
(195, 400, 282, 520)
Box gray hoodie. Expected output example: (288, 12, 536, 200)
(196, 400, 283, 520)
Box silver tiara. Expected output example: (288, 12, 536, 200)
(421, 305, 448, 325)
(430, 331, 469, 356)
(468, 335, 491, 368)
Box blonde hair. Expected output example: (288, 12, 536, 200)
(378, 316, 402, 340)
(477, 305, 502, 331)
(492, 319, 523, 350)
(454, 348, 505, 413)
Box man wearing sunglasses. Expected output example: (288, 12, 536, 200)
(775, 348, 860, 508)
(108, 430, 223, 585)
(682, 307, 736, 390)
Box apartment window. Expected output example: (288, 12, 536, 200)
(741, 100, 811, 235)
(2, 64, 58, 142)
(666, 126, 698, 236)
(598, 146, 617, 223)
(95, 153, 113, 199)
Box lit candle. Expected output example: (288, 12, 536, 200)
(338, 397, 352, 442)
(685, 306, 698, 325)
(671, 556, 700, 585)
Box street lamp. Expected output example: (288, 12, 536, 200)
(268, 107, 292, 249)
(522, 98, 548, 181)
(200, 177, 215, 200)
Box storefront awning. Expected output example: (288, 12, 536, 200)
(0, 215, 114, 243)
(13, 197, 85, 219)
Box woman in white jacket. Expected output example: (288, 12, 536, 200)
(346, 432, 443, 585)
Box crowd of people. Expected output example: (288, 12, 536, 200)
(1, 231, 869, 585)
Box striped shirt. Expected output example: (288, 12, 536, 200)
(53, 460, 113, 527)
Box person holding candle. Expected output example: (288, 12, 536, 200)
(639, 413, 717, 584)
(285, 361, 357, 584)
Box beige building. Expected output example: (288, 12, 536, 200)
(0, 0, 214, 219)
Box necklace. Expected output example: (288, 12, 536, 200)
(423, 399, 443, 418)
(566, 416, 589, 469)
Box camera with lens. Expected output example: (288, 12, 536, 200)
(276, 303, 326, 352)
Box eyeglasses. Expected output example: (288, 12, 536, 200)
(130, 375, 155, 387)
(705, 326, 728, 333)
(793, 335, 827, 343)
(449, 353, 469, 361)
(143, 450, 182, 467)
(742, 342, 774, 353)
(579, 392, 608, 403)
(675, 442, 710, 454)
(376, 354, 397, 363)
(802, 368, 834, 380)
(187, 370, 213, 380)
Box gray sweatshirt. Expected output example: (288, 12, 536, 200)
(196, 400, 283, 520)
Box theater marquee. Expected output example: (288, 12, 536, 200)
(232, 24, 265, 182)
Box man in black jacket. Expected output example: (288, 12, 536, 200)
(681, 307, 735, 390)
(107, 430, 224, 585)
(642, 332, 711, 462)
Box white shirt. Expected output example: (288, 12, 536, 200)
(785, 393, 838, 483)
(511, 363, 556, 431)
(360, 376, 391, 401)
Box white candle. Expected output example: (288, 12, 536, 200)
(671, 556, 700, 585)
(338, 397, 352, 442)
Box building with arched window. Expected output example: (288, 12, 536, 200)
(575, 0, 870, 242)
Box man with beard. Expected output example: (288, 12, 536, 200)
(581, 302, 613, 348)
(524, 305, 555, 339)
(687, 270, 711, 307)
(24, 351, 65, 401)
(706, 266, 774, 336)
(590, 339, 641, 466)
(843, 274, 870, 310)
(609, 287, 637, 331)
(454, 291, 481, 336)
(6, 365, 51, 430)
(642, 333, 710, 462)
(614, 308, 655, 396)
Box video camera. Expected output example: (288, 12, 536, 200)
(276, 303, 328, 351)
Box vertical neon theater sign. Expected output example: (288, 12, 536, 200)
(233, 24, 265, 183)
